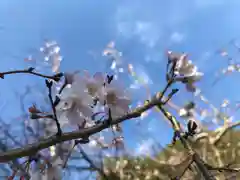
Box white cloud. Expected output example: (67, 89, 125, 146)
(116, 20, 161, 48)
(134, 21, 161, 48)
(113, 2, 194, 49)
(114, 5, 162, 48)
(169, 32, 185, 44)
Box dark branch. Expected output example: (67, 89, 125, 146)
(0, 68, 63, 81)
(45, 80, 62, 136)
(0, 91, 169, 162)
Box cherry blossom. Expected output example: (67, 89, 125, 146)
(63, 71, 105, 99)
(40, 40, 63, 73)
(55, 79, 93, 127)
(81, 71, 105, 98)
(167, 51, 203, 92)
(29, 156, 63, 180)
(98, 80, 131, 118)
(103, 41, 124, 80)
(54, 70, 131, 128)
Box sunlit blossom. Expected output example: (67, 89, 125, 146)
(99, 81, 131, 118)
(55, 80, 93, 127)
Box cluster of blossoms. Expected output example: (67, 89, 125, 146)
(54, 71, 131, 129)
(25, 69, 132, 179)
(167, 51, 204, 92)
(3, 35, 240, 180)
(16, 40, 236, 179)
(102, 41, 124, 80)
(24, 41, 63, 74)
(40, 40, 63, 73)
(20, 41, 133, 179)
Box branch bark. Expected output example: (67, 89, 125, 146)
(0, 92, 164, 162)
(157, 106, 216, 180)
(0, 68, 62, 81)
(211, 121, 240, 145)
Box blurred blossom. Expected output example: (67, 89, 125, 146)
(112, 136, 124, 149)
(50, 146, 56, 157)
(89, 139, 97, 147)
(221, 99, 230, 108)
(40, 40, 63, 73)
(103, 41, 124, 79)
(178, 102, 195, 118)
(140, 111, 149, 120)
(199, 109, 209, 119)
(55, 78, 93, 127)
(167, 51, 203, 92)
(30, 158, 63, 180)
(222, 65, 235, 74)
(179, 108, 188, 117)
(54, 70, 131, 127)
(220, 49, 228, 57)
(82, 71, 105, 98)
(99, 80, 131, 118)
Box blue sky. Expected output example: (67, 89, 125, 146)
(1, 0, 240, 178)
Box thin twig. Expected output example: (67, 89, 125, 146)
(46, 80, 62, 136)
(0, 68, 62, 81)
(205, 163, 240, 173)
(157, 106, 215, 180)
(211, 121, 240, 145)
(0, 89, 170, 162)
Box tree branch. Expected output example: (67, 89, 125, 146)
(0, 92, 166, 162)
(157, 106, 216, 180)
(45, 80, 62, 136)
(0, 68, 62, 81)
(211, 121, 240, 145)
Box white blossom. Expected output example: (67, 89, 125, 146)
(55, 70, 131, 126)
(29, 156, 63, 180)
(221, 99, 230, 108)
(99, 81, 131, 118)
(40, 40, 62, 73)
(167, 51, 203, 92)
(179, 108, 188, 117)
(81, 71, 105, 98)
(55, 78, 93, 127)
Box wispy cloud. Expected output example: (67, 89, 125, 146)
(116, 20, 161, 48)
(169, 32, 185, 44)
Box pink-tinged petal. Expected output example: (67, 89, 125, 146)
(64, 71, 80, 85)
(66, 110, 80, 125)
(109, 106, 126, 118)
(82, 70, 91, 78)
(52, 56, 61, 70)
(79, 105, 93, 118)
(116, 98, 131, 111)
(105, 82, 124, 97)
(93, 72, 105, 83)
(66, 111, 88, 127)
(47, 166, 62, 180)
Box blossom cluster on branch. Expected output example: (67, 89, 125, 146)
(0, 40, 240, 180)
